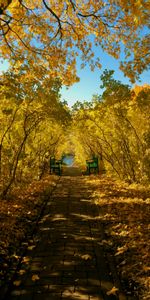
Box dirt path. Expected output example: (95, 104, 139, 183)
(3, 172, 133, 300)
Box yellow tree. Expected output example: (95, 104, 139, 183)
(71, 71, 150, 182)
(0, 64, 70, 197)
(0, 0, 149, 83)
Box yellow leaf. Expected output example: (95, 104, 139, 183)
(19, 269, 26, 275)
(81, 254, 92, 260)
(106, 286, 119, 296)
(143, 266, 150, 272)
(115, 245, 128, 256)
(32, 274, 40, 281)
(13, 280, 21, 286)
(22, 256, 30, 263)
(27, 245, 36, 250)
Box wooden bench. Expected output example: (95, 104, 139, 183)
(86, 156, 99, 175)
(50, 157, 62, 176)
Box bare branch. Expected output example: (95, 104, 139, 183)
(69, 0, 76, 11)
(18, 0, 34, 11)
(0, 22, 10, 36)
(1, 25, 16, 55)
(42, 0, 63, 39)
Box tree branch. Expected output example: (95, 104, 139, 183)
(42, 0, 63, 39)
(0, 0, 12, 15)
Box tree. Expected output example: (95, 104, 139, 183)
(71, 70, 150, 182)
(0, 0, 149, 84)
(0, 64, 70, 197)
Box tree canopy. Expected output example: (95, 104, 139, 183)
(0, 0, 149, 84)
(71, 72, 150, 183)
(0, 64, 71, 196)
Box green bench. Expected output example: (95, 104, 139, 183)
(50, 157, 62, 176)
(86, 156, 99, 175)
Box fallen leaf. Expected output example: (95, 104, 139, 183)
(81, 254, 92, 260)
(19, 269, 26, 275)
(115, 245, 128, 256)
(106, 286, 119, 296)
(143, 266, 150, 272)
(22, 256, 30, 263)
(32, 274, 40, 281)
(13, 280, 21, 286)
(27, 245, 36, 250)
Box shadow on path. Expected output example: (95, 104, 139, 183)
(62, 166, 82, 176)
(3, 174, 131, 300)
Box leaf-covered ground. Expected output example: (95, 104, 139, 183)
(0, 175, 59, 292)
(88, 175, 150, 300)
(0, 174, 150, 299)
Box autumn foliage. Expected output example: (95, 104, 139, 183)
(0, 1, 150, 299)
(0, 0, 149, 83)
(0, 64, 70, 197)
(72, 70, 150, 184)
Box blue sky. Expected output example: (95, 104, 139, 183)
(61, 27, 150, 107)
(1, 50, 149, 108)
(61, 50, 150, 107)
